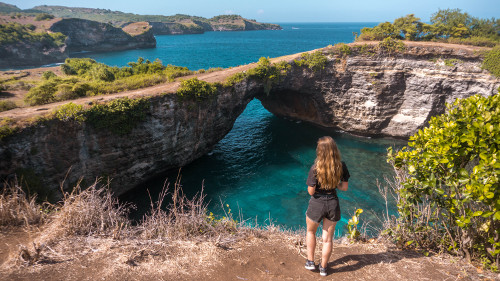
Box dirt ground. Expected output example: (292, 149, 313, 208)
(0, 226, 498, 281)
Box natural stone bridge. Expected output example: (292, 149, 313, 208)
(1, 42, 499, 198)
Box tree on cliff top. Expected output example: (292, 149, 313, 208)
(357, 8, 499, 47)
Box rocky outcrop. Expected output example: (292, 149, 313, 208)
(148, 21, 204, 35)
(148, 19, 281, 35)
(0, 81, 259, 198)
(0, 41, 67, 68)
(258, 44, 500, 138)
(50, 18, 156, 52)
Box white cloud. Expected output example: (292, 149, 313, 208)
(224, 10, 234, 14)
(257, 9, 264, 15)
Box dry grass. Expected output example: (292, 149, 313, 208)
(0, 179, 44, 227)
(38, 179, 131, 244)
(3, 177, 500, 280)
(139, 177, 238, 242)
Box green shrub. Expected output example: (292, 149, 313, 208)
(335, 43, 352, 57)
(482, 46, 500, 77)
(34, 13, 54, 21)
(294, 51, 327, 71)
(61, 63, 76, 75)
(0, 100, 17, 112)
(444, 36, 499, 48)
(0, 119, 16, 140)
(164, 65, 192, 81)
(24, 81, 57, 105)
(207, 67, 223, 73)
(444, 58, 462, 67)
(378, 37, 406, 55)
(25, 24, 36, 31)
(388, 93, 500, 270)
(54, 103, 85, 122)
(62, 58, 97, 76)
(42, 71, 57, 80)
(54, 84, 79, 101)
(176, 78, 218, 101)
(224, 72, 247, 86)
(87, 97, 150, 135)
(88, 64, 115, 82)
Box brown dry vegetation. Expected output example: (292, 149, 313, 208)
(0, 15, 61, 32)
(0, 180, 499, 280)
(122, 22, 151, 36)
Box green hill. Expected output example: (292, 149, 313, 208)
(0, 2, 21, 13)
(0, 3, 281, 34)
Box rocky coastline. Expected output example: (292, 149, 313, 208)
(0, 42, 498, 198)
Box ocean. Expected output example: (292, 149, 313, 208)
(75, 22, 404, 236)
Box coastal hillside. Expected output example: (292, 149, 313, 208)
(0, 13, 156, 68)
(2, 3, 281, 35)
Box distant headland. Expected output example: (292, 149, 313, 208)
(0, 2, 282, 68)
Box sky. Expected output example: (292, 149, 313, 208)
(6, 0, 500, 23)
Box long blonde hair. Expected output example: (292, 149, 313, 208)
(314, 136, 342, 190)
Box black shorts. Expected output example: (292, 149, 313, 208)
(306, 196, 341, 223)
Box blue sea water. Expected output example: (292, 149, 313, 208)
(77, 23, 404, 236)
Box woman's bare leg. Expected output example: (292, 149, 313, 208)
(306, 216, 319, 261)
(321, 218, 337, 268)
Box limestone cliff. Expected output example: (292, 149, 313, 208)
(1, 43, 499, 197)
(0, 81, 258, 197)
(258, 43, 500, 138)
(50, 19, 156, 52)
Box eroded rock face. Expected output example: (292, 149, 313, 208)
(50, 18, 156, 52)
(0, 41, 67, 68)
(0, 81, 258, 197)
(259, 46, 500, 138)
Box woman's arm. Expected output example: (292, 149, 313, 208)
(337, 181, 348, 191)
(308, 186, 316, 196)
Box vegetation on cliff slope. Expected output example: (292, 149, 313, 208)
(482, 46, 500, 77)
(387, 93, 500, 270)
(176, 78, 219, 101)
(24, 58, 192, 106)
(358, 9, 499, 47)
(8, 4, 280, 32)
(52, 97, 151, 135)
(0, 22, 65, 47)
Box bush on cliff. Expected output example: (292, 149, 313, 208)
(246, 57, 290, 94)
(294, 51, 328, 71)
(387, 93, 500, 270)
(86, 97, 150, 135)
(378, 37, 406, 55)
(482, 46, 500, 77)
(176, 78, 218, 101)
(51, 98, 151, 135)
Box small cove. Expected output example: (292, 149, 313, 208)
(75, 22, 405, 235)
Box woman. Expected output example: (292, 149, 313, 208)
(304, 136, 350, 277)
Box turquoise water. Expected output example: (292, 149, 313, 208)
(71, 23, 376, 69)
(81, 22, 403, 236)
